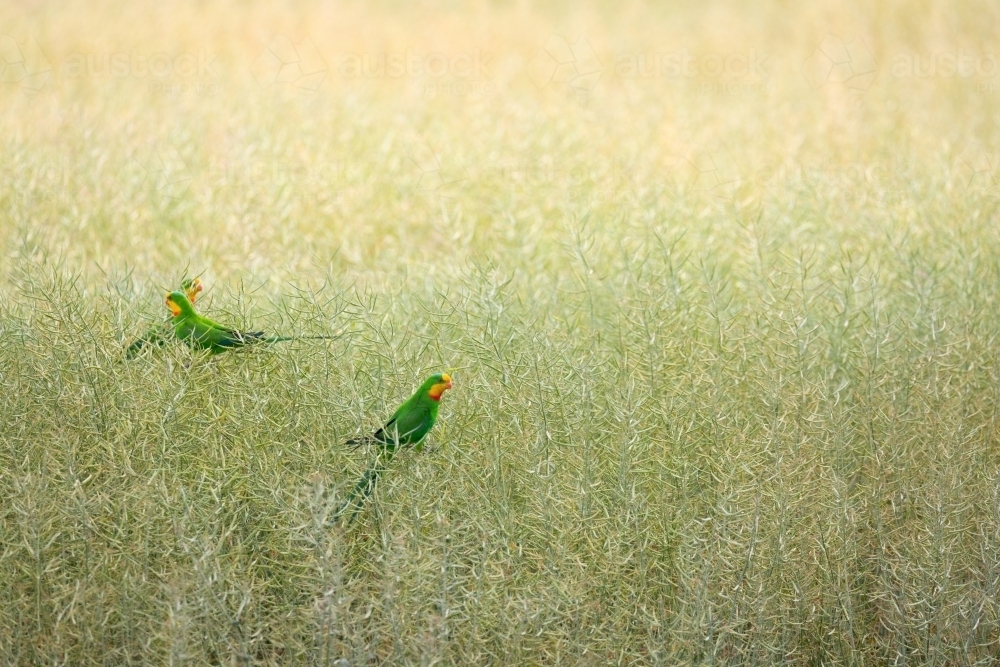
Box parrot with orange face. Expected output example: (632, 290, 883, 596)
(125, 278, 203, 358)
(336, 373, 454, 525)
(161, 290, 338, 354)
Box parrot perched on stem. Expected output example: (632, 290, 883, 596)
(335, 373, 453, 526)
(163, 290, 339, 354)
(125, 278, 203, 358)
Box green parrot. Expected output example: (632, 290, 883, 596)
(125, 278, 204, 358)
(163, 290, 338, 354)
(336, 373, 454, 526)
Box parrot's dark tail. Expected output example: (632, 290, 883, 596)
(124, 339, 147, 359)
(124, 328, 168, 359)
(345, 435, 377, 448)
(333, 450, 395, 526)
(264, 334, 341, 344)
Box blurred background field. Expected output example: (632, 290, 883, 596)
(3, 0, 1000, 664)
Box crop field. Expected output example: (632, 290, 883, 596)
(2, 0, 1000, 664)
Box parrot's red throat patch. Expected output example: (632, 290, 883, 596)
(166, 298, 182, 317)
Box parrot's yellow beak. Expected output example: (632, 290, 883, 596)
(442, 373, 453, 389)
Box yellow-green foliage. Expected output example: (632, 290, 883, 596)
(2, 0, 1000, 664)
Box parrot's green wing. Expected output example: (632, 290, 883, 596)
(164, 291, 335, 355)
(174, 311, 267, 354)
(373, 401, 435, 448)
